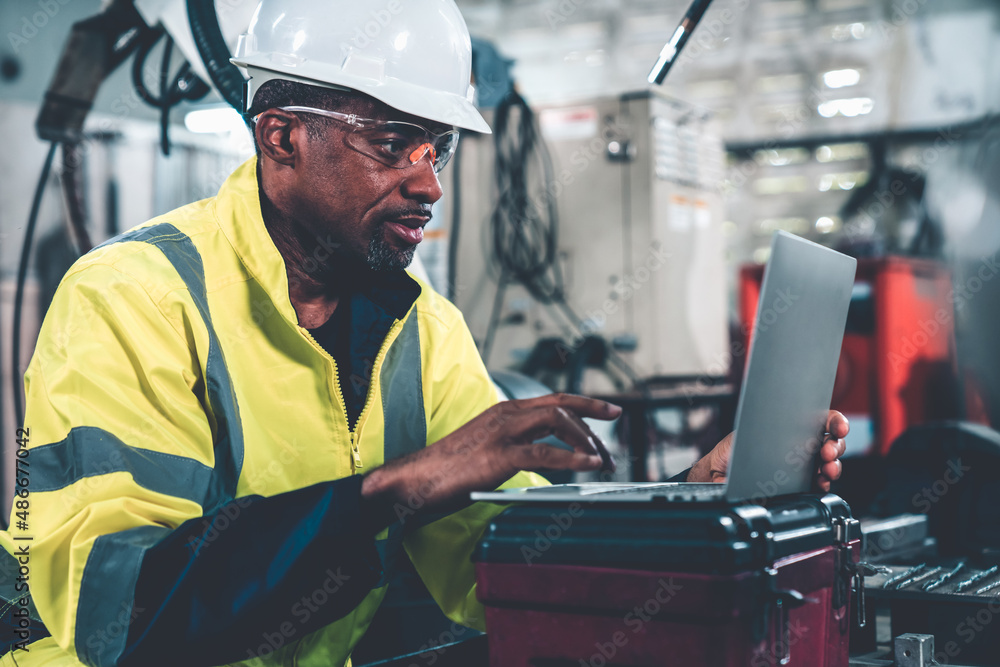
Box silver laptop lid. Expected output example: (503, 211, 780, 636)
(723, 231, 856, 502)
(469, 231, 855, 506)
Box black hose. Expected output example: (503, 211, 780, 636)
(159, 37, 174, 156)
(12, 142, 58, 430)
(186, 0, 245, 111)
(172, 65, 210, 104)
(132, 30, 210, 156)
(60, 142, 94, 254)
(132, 28, 167, 107)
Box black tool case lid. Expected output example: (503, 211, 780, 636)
(474, 493, 857, 574)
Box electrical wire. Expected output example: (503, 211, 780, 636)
(482, 88, 561, 366)
(159, 36, 174, 156)
(132, 29, 167, 106)
(12, 142, 58, 432)
(131, 30, 209, 156)
(484, 89, 642, 387)
(488, 88, 564, 306)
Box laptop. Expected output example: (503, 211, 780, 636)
(471, 231, 857, 504)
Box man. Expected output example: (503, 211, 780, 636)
(0, 1, 848, 665)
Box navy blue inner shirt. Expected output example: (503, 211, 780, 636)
(307, 271, 421, 429)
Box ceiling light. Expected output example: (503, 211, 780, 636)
(823, 68, 861, 89)
(184, 107, 246, 134)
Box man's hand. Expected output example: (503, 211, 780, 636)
(687, 410, 849, 492)
(361, 394, 621, 529)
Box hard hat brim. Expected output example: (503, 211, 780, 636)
(232, 57, 492, 135)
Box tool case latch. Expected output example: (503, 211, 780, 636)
(764, 568, 818, 665)
(838, 553, 890, 628)
(832, 515, 887, 628)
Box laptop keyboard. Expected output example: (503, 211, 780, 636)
(579, 483, 724, 498)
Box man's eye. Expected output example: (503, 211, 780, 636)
(371, 137, 409, 155)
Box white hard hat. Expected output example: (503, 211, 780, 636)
(230, 0, 491, 134)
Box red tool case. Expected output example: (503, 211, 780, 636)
(474, 494, 863, 667)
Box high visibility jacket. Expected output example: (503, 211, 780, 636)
(0, 157, 545, 667)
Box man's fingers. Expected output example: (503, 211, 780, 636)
(507, 442, 603, 473)
(511, 393, 622, 421)
(514, 405, 601, 456)
(819, 439, 844, 463)
(507, 405, 619, 472)
(819, 459, 842, 482)
(826, 411, 850, 440)
(813, 457, 840, 494)
(490, 394, 622, 474)
(575, 415, 617, 472)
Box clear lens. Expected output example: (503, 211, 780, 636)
(270, 107, 459, 173)
(345, 121, 458, 173)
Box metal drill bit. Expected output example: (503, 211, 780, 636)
(973, 578, 1000, 596)
(955, 565, 1000, 593)
(882, 563, 926, 589)
(894, 566, 944, 590)
(922, 560, 966, 592)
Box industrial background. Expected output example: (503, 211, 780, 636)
(2, 0, 999, 665)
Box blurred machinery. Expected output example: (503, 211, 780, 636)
(740, 256, 961, 458)
(5, 0, 252, 522)
(450, 91, 730, 394)
(12, 1, 1000, 666)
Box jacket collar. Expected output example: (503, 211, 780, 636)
(212, 156, 420, 327)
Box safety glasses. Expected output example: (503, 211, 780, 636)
(259, 106, 459, 173)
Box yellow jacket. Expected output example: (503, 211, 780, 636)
(0, 157, 543, 667)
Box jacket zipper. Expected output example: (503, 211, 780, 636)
(302, 318, 405, 472)
(300, 327, 364, 470)
(331, 365, 363, 470)
(348, 318, 403, 472)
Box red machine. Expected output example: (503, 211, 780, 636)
(475, 495, 863, 667)
(739, 257, 958, 456)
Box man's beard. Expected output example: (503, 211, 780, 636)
(366, 228, 416, 272)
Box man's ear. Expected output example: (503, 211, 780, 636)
(255, 109, 304, 167)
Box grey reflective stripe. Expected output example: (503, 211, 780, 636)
(380, 312, 426, 463)
(373, 527, 405, 589)
(375, 310, 426, 585)
(76, 526, 171, 667)
(97, 223, 245, 512)
(31, 427, 213, 505)
(68, 224, 245, 662)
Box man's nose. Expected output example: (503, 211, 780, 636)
(400, 152, 443, 204)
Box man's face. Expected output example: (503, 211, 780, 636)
(285, 97, 448, 273)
